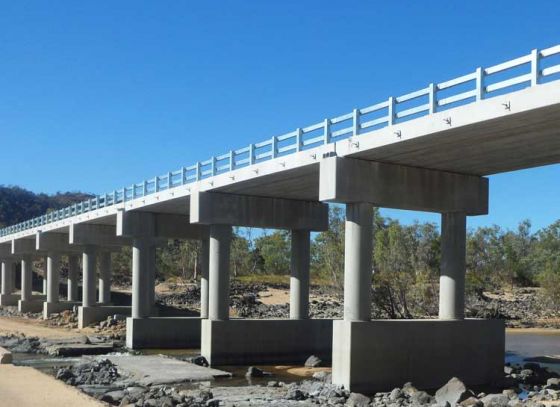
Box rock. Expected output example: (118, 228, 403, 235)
(502, 389, 518, 400)
(56, 368, 75, 382)
(305, 355, 322, 367)
(0, 347, 13, 364)
(480, 393, 509, 407)
(504, 366, 514, 375)
(102, 390, 126, 403)
(460, 397, 483, 407)
(436, 377, 472, 405)
(267, 381, 279, 387)
(410, 390, 433, 405)
(389, 388, 403, 401)
(286, 388, 307, 400)
(402, 382, 418, 396)
(346, 392, 370, 406)
(547, 378, 560, 390)
(187, 355, 209, 367)
(246, 366, 271, 377)
(312, 371, 331, 382)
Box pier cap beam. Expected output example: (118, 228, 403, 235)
(117, 211, 209, 240)
(11, 238, 37, 256)
(70, 223, 131, 247)
(319, 157, 488, 215)
(190, 191, 329, 230)
(36, 231, 82, 253)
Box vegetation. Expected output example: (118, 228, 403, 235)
(1, 185, 559, 309)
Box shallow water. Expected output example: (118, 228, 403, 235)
(505, 329, 560, 374)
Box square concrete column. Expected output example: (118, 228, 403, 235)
(438, 212, 467, 320)
(67, 255, 79, 302)
(46, 252, 61, 304)
(290, 229, 310, 320)
(200, 239, 210, 319)
(20, 256, 33, 301)
(132, 238, 153, 319)
(344, 203, 373, 321)
(208, 225, 232, 321)
(147, 245, 156, 312)
(82, 246, 97, 307)
(98, 252, 112, 304)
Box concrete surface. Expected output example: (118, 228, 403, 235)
(0, 364, 103, 406)
(126, 317, 201, 349)
(201, 318, 333, 366)
(18, 298, 44, 313)
(102, 354, 231, 386)
(43, 301, 80, 319)
(0, 293, 19, 306)
(78, 305, 132, 328)
(319, 156, 488, 215)
(331, 319, 505, 393)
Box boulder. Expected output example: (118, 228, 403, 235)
(305, 355, 322, 368)
(480, 393, 509, 407)
(460, 397, 483, 407)
(547, 377, 560, 390)
(436, 377, 472, 405)
(346, 392, 371, 407)
(246, 366, 271, 377)
(0, 347, 13, 364)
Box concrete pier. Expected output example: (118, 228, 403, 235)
(98, 252, 112, 305)
(132, 238, 152, 319)
(290, 229, 310, 320)
(20, 256, 32, 301)
(439, 212, 467, 320)
(46, 253, 60, 304)
(208, 224, 232, 321)
(82, 246, 96, 308)
(200, 239, 210, 319)
(67, 255, 79, 302)
(0, 259, 18, 306)
(344, 203, 373, 321)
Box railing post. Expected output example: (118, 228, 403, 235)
(476, 67, 485, 101)
(211, 156, 217, 176)
(323, 118, 331, 144)
(229, 150, 234, 171)
(428, 83, 436, 114)
(167, 171, 172, 188)
(249, 144, 255, 165)
(154, 176, 159, 193)
(352, 109, 360, 137)
(182, 167, 187, 185)
(531, 48, 540, 86)
(296, 128, 303, 152)
(143, 180, 147, 196)
(388, 96, 395, 125)
(196, 161, 202, 180)
(271, 136, 278, 158)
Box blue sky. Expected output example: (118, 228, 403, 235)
(0, 1, 558, 231)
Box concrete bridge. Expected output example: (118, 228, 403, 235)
(1, 44, 559, 392)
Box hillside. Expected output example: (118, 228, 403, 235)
(0, 185, 93, 228)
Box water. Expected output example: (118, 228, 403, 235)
(505, 329, 560, 374)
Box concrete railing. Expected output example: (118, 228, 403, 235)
(1, 44, 559, 237)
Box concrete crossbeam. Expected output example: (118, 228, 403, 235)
(190, 191, 329, 230)
(69, 223, 131, 247)
(11, 239, 36, 255)
(0, 243, 13, 258)
(319, 157, 489, 215)
(36, 231, 81, 253)
(117, 211, 208, 240)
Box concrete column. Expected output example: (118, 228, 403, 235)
(42, 279, 47, 295)
(146, 245, 156, 310)
(1, 260, 13, 295)
(98, 252, 112, 304)
(208, 224, 232, 321)
(82, 246, 97, 307)
(439, 212, 467, 320)
(21, 256, 33, 301)
(200, 239, 210, 319)
(344, 203, 373, 321)
(132, 238, 152, 319)
(46, 253, 61, 303)
(42, 256, 47, 295)
(290, 229, 310, 320)
(67, 255, 79, 302)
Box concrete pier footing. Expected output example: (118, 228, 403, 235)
(78, 305, 132, 328)
(126, 317, 202, 349)
(18, 299, 44, 313)
(331, 319, 504, 393)
(201, 319, 333, 366)
(0, 294, 19, 306)
(43, 301, 80, 319)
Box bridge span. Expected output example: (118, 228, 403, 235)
(0, 44, 559, 392)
